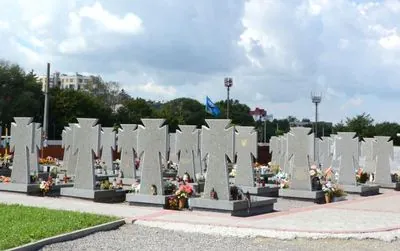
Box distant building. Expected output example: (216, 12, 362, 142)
(36, 72, 98, 92)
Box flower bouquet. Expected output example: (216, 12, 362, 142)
(0, 176, 10, 183)
(322, 181, 346, 203)
(356, 168, 369, 184)
(39, 178, 53, 196)
(175, 184, 193, 209)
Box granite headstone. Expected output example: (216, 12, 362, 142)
(101, 127, 116, 171)
(336, 132, 358, 186)
(235, 126, 257, 187)
(118, 124, 138, 179)
(176, 125, 197, 179)
(373, 136, 393, 185)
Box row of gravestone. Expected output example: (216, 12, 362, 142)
(270, 129, 394, 187)
(8, 117, 258, 202)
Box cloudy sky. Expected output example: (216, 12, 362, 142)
(1, 0, 400, 123)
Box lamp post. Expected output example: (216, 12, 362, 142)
(224, 77, 233, 119)
(311, 92, 322, 163)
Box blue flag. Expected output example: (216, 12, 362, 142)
(205, 96, 220, 117)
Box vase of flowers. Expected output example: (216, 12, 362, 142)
(175, 183, 193, 209)
(322, 181, 334, 203)
(39, 180, 53, 196)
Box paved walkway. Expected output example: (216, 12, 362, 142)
(1, 190, 400, 239)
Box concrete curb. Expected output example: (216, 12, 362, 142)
(8, 219, 127, 251)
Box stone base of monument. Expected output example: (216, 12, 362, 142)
(60, 187, 126, 202)
(0, 183, 40, 193)
(278, 189, 325, 203)
(189, 197, 277, 217)
(239, 185, 279, 197)
(27, 183, 74, 196)
(126, 193, 167, 207)
(341, 184, 380, 196)
(372, 182, 400, 191)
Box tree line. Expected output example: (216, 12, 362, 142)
(1, 60, 400, 145)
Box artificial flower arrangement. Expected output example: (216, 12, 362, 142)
(39, 156, 57, 165)
(309, 165, 323, 178)
(270, 171, 289, 188)
(356, 168, 369, 184)
(0, 176, 10, 183)
(322, 179, 346, 203)
(174, 183, 194, 209)
(39, 177, 54, 196)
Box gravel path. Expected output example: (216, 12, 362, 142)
(41, 224, 400, 251)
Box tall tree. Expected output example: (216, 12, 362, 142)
(116, 98, 155, 124)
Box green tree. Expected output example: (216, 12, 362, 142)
(214, 100, 254, 126)
(344, 113, 375, 138)
(116, 98, 155, 124)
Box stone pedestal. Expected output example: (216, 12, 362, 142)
(60, 187, 126, 202)
(0, 183, 39, 193)
(373, 182, 400, 191)
(279, 189, 325, 203)
(126, 193, 167, 207)
(239, 185, 279, 197)
(341, 184, 380, 196)
(189, 196, 277, 217)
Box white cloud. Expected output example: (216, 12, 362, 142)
(2, 0, 400, 123)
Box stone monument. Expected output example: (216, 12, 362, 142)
(279, 127, 324, 202)
(319, 137, 333, 170)
(336, 132, 379, 195)
(30, 123, 42, 174)
(269, 136, 280, 164)
(168, 133, 178, 164)
(190, 119, 276, 216)
(61, 126, 71, 174)
(126, 119, 168, 206)
(373, 136, 399, 189)
(361, 138, 376, 173)
(117, 124, 138, 183)
(176, 125, 198, 179)
(101, 127, 116, 172)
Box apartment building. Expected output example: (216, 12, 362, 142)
(37, 72, 94, 92)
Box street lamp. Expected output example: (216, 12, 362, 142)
(311, 92, 322, 163)
(224, 77, 233, 119)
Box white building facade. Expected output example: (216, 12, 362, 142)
(37, 72, 93, 92)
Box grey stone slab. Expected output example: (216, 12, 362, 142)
(126, 193, 167, 206)
(176, 125, 198, 179)
(29, 123, 42, 174)
(101, 127, 116, 171)
(61, 127, 71, 174)
(238, 185, 279, 197)
(118, 124, 138, 179)
(168, 133, 178, 163)
(202, 119, 234, 201)
(269, 136, 280, 164)
(137, 119, 167, 195)
(279, 188, 325, 201)
(373, 182, 400, 190)
(336, 132, 359, 186)
(287, 127, 313, 191)
(0, 183, 39, 193)
(10, 117, 39, 184)
(341, 184, 380, 196)
(195, 129, 203, 174)
(373, 136, 393, 185)
(60, 187, 126, 202)
(235, 126, 257, 187)
(361, 138, 376, 173)
(189, 196, 276, 216)
(67, 123, 79, 176)
(73, 118, 101, 190)
(319, 137, 333, 169)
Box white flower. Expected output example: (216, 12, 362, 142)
(309, 170, 316, 176)
(39, 181, 46, 190)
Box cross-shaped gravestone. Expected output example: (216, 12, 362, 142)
(235, 126, 257, 187)
(117, 124, 138, 179)
(137, 119, 168, 195)
(29, 123, 42, 174)
(373, 136, 393, 184)
(176, 125, 198, 179)
(319, 137, 333, 169)
(269, 136, 279, 164)
(10, 117, 38, 184)
(336, 132, 359, 186)
(362, 138, 376, 173)
(281, 133, 292, 174)
(67, 123, 79, 176)
(202, 119, 235, 201)
(101, 127, 116, 171)
(62, 126, 71, 173)
(287, 127, 313, 190)
(73, 118, 101, 190)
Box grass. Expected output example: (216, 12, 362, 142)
(0, 203, 119, 250)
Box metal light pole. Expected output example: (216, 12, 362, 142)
(224, 77, 233, 119)
(43, 63, 50, 145)
(311, 92, 322, 163)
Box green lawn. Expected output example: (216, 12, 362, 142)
(0, 203, 119, 250)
